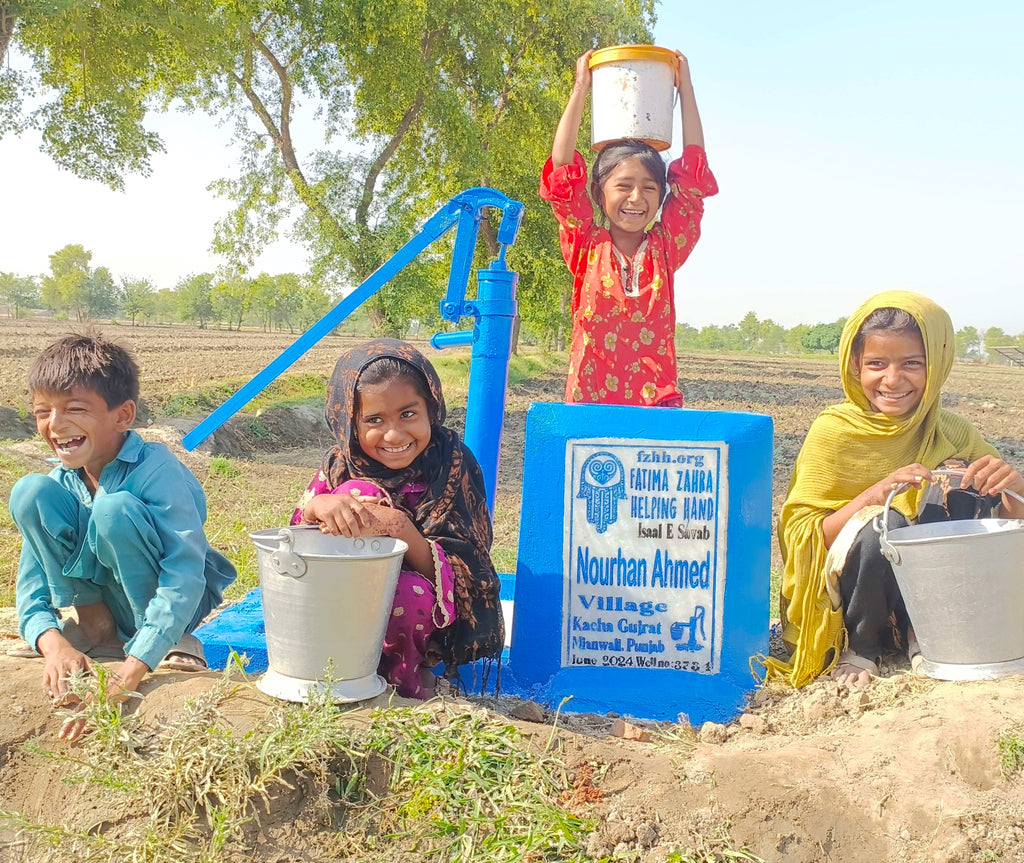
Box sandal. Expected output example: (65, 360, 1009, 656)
(157, 633, 208, 672)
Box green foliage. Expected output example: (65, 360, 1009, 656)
(347, 703, 595, 860)
(208, 456, 241, 479)
(39, 244, 118, 320)
(41, 243, 91, 319)
(998, 724, 1024, 779)
(956, 325, 982, 361)
(7, 0, 655, 343)
(0, 271, 41, 318)
(212, 274, 257, 331)
(117, 276, 155, 325)
(4, 672, 594, 862)
(800, 321, 844, 354)
(175, 273, 215, 328)
(5, 0, 228, 190)
(159, 372, 326, 418)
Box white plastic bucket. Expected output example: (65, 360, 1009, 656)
(589, 45, 676, 151)
(250, 526, 407, 701)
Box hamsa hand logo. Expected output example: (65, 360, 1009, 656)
(577, 451, 626, 533)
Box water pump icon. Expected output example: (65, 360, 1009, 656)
(670, 606, 706, 652)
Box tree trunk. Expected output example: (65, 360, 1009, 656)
(0, 5, 16, 69)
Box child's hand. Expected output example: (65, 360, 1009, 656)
(37, 629, 90, 706)
(57, 658, 147, 742)
(674, 50, 692, 91)
(304, 492, 376, 537)
(960, 455, 1024, 517)
(574, 50, 595, 93)
(304, 492, 411, 538)
(869, 463, 933, 506)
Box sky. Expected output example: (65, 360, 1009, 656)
(1, 1, 1023, 332)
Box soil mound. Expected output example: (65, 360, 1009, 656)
(2, 645, 1024, 862)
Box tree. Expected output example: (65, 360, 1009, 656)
(0, 271, 40, 317)
(675, 322, 699, 351)
(176, 273, 215, 328)
(118, 276, 154, 325)
(41, 243, 91, 319)
(696, 324, 741, 352)
(8, 0, 653, 342)
(955, 326, 981, 361)
(205, 1, 654, 341)
(984, 326, 1014, 364)
(147, 287, 179, 323)
(2, 1, 227, 189)
(800, 322, 844, 354)
(738, 311, 760, 351)
(784, 323, 810, 354)
(212, 274, 256, 331)
(84, 266, 118, 318)
(757, 318, 786, 354)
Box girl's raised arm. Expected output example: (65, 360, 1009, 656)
(675, 51, 705, 150)
(551, 50, 594, 168)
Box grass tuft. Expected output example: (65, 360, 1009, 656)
(2, 667, 596, 862)
(998, 723, 1024, 779)
(665, 820, 766, 862)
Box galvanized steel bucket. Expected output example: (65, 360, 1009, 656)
(877, 472, 1024, 680)
(250, 526, 407, 702)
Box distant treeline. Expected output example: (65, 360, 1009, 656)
(1, 245, 346, 335)
(676, 311, 1024, 363)
(4, 252, 1023, 362)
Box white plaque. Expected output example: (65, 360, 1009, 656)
(562, 439, 728, 673)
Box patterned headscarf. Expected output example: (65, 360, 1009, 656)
(321, 339, 504, 668)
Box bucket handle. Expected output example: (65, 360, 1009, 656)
(874, 469, 1024, 565)
(269, 528, 308, 579)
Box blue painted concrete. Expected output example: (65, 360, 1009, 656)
(196, 589, 269, 673)
(508, 403, 773, 724)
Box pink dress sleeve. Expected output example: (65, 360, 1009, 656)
(539, 151, 597, 288)
(290, 469, 333, 525)
(659, 144, 719, 272)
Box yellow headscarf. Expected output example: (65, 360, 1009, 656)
(763, 290, 997, 686)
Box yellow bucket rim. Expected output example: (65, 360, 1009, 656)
(589, 45, 677, 69)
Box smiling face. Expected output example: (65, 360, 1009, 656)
(856, 330, 928, 417)
(355, 380, 432, 470)
(33, 386, 135, 491)
(596, 156, 662, 243)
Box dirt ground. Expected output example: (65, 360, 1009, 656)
(3, 321, 1024, 861)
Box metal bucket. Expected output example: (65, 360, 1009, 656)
(589, 44, 676, 152)
(878, 474, 1024, 680)
(250, 526, 407, 702)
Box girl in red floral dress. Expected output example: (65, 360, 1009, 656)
(540, 49, 718, 406)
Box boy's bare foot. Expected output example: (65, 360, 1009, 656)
(832, 651, 877, 689)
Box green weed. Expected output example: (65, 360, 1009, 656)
(208, 456, 241, 479)
(998, 723, 1024, 779)
(2, 667, 595, 863)
(248, 417, 269, 439)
